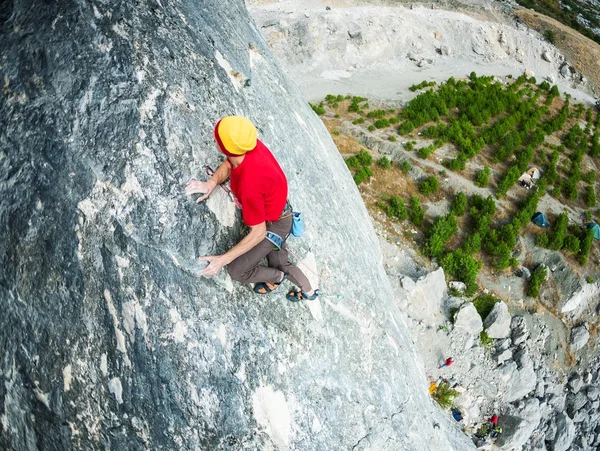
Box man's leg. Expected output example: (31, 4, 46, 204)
(265, 215, 313, 293)
(227, 238, 284, 284)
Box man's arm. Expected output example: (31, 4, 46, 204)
(185, 160, 231, 202)
(199, 222, 266, 276)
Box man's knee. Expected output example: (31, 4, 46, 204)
(227, 259, 248, 282)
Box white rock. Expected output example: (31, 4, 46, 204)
(551, 412, 575, 451)
(570, 324, 590, 351)
(542, 50, 552, 62)
(454, 303, 483, 335)
(484, 302, 511, 338)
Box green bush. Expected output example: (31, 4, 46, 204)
(356, 150, 373, 166)
(463, 232, 482, 254)
(352, 118, 365, 125)
(374, 119, 390, 129)
(450, 192, 467, 216)
(431, 381, 459, 409)
(345, 156, 360, 168)
(353, 165, 373, 185)
(409, 196, 424, 226)
(379, 196, 407, 220)
(473, 294, 500, 321)
(440, 248, 482, 286)
(399, 160, 412, 173)
(404, 141, 416, 151)
(547, 212, 568, 250)
(579, 229, 594, 265)
(475, 166, 492, 188)
(368, 125, 376, 132)
(585, 186, 597, 207)
(378, 156, 392, 169)
(586, 276, 594, 283)
(389, 135, 397, 142)
(389, 117, 400, 125)
(536, 233, 549, 247)
(424, 213, 458, 258)
(527, 265, 547, 297)
(409, 80, 436, 92)
(398, 121, 415, 135)
(563, 235, 581, 253)
(334, 113, 340, 118)
(480, 331, 494, 350)
(309, 102, 325, 115)
(543, 29, 556, 44)
(417, 145, 436, 159)
(419, 175, 439, 195)
(366, 109, 387, 118)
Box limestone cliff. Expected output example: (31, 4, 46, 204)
(0, 1, 473, 449)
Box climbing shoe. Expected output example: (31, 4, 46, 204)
(254, 273, 287, 294)
(286, 289, 319, 302)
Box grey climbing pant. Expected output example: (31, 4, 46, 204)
(227, 213, 312, 293)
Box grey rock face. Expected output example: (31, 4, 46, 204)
(0, 1, 474, 450)
(454, 303, 483, 335)
(568, 374, 583, 394)
(483, 301, 511, 339)
(550, 412, 575, 451)
(570, 324, 590, 351)
(502, 360, 537, 403)
(511, 316, 529, 345)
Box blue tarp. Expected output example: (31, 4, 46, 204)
(532, 212, 549, 228)
(586, 222, 600, 240)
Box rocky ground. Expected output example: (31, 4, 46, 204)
(249, 0, 600, 449)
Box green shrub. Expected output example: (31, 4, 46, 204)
(368, 125, 376, 132)
(409, 80, 437, 92)
(417, 144, 436, 159)
(352, 118, 365, 125)
(585, 186, 597, 207)
(536, 233, 549, 247)
(527, 265, 547, 297)
(334, 113, 340, 118)
(463, 232, 482, 254)
(579, 229, 594, 265)
(398, 121, 415, 135)
(356, 150, 373, 166)
(563, 235, 581, 253)
(378, 156, 392, 169)
(424, 213, 458, 258)
(353, 166, 373, 185)
(431, 381, 459, 409)
(389, 117, 400, 125)
(475, 166, 491, 188)
(399, 160, 412, 173)
(332, 130, 340, 136)
(309, 102, 326, 115)
(480, 331, 494, 350)
(345, 156, 360, 168)
(548, 212, 568, 250)
(440, 248, 482, 286)
(543, 29, 556, 44)
(450, 192, 467, 216)
(379, 196, 407, 220)
(389, 135, 397, 142)
(374, 119, 390, 129)
(404, 141, 416, 151)
(366, 109, 387, 118)
(409, 196, 424, 226)
(419, 175, 439, 195)
(586, 276, 594, 283)
(473, 294, 500, 321)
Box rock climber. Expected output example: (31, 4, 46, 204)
(489, 414, 498, 428)
(439, 357, 454, 369)
(185, 115, 318, 302)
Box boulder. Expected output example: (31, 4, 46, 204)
(587, 385, 600, 401)
(570, 324, 589, 351)
(403, 268, 447, 322)
(448, 281, 466, 292)
(347, 22, 362, 39)
(483, 302, 511, 338)
(542, 50, 552, 62)
(549, 413, 575, 451)
(496, 349, 512, 365)
(511, 316, 529, 345)
(503, 361, 537, 403)
(514, 266, 531, 279)
(568, 374, 583, 394)
(454, 303, 483, 335)
(560, 63, 571, 78)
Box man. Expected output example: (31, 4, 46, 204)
(185, 116, 318, 302)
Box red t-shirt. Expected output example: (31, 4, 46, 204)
(229, 139, 288, 226)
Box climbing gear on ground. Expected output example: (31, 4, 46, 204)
(265, 231, 284, 251)
(286, 288, 319, 302)
(254, 273, 287, 294)
(291, 210, 304, 237)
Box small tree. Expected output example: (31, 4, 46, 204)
(431, 381, 459, 409)
(419, 175, 440, 195)
(450, 192, 467, 216)
(527, 265, 548, 297)
(378, 156, 392, 169)
(409, 196, 424, 226)
(475, 166, 491, 188)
